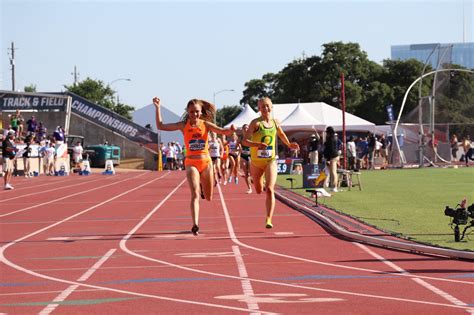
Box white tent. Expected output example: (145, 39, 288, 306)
(280, 104, 326, 130)
(226, 102, 375, 132)
(273, 102, 375, 132)
(224, 104, 259, 128)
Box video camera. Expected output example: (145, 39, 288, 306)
(444, 199, 474, 242)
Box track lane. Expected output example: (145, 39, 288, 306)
(2, 172, 473, 314)
(1, 172, 272, 314)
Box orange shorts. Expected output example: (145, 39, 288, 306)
(185, 157, 212, 173)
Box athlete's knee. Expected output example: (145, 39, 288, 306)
(191, 189, 200, 199)
(265, 185, 274, 195)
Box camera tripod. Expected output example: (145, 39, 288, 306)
(453, 220, 474, 242)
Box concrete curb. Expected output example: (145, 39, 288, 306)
(275, 189, 474, 261)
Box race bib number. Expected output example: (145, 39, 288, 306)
(257, 146, 273, 158)
(189, 139, 206, 151)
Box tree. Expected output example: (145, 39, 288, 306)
(216, 105, 242, 127)
(24, 84, 36, 92)
(240, 75, 276, 110)
(64, 78, 135, 119)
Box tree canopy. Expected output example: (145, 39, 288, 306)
(64, 78, 135, 120)
(239, 41, 474, 129)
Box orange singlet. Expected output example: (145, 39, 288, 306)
(183, 120, 211, 173)
(221, 143, 229, 161)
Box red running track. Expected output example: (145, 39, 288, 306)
(0, 171, 473, 314)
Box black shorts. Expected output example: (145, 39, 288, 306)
(241, 154, 250, 162)
(211, 156, 219, 162)
(229, 153, 238, 159)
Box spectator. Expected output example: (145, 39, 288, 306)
(10, 109, 24, 139)
(429, 136, 439, 163)
(72, 141, 84, 169)
(357, 136, 368, 169)
(175, 141, 184, 170)
(367, 132, 376, 170)
(22, 134, 33, 177)
(159, 142, 167, 169)
(43, 141, 56, 175)
(347, 136, 357, 171)
(36, 121, 47, 143)
(26, 115, 38, 137)
(53, 126, 65, 144)
(461, 135, 473, 167)
(379, 134, 389, 167)
(290, 137, 299, 158)
(323, 126, 339, 193)
(53, 126, 65, 161)
(165, 142, 176, 170)
(308, 133, 320, 165)
(2, 130, 18, 189)
(450, 134, 459, 162)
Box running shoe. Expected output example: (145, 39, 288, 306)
(4, 184, 14, 190)
(228, 176, 232, 183)
(246, 188, 252, 194)
(265, 218, 273, 229)
(234, 177, 238, 184)
(191, 225, 199, 236)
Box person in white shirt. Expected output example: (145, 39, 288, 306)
(347, 136, 357, 171)
(72, 141, 84, 169)
(165, 142, 176, 170)
(43, 142, 56, 175)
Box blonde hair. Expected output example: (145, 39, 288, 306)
(258, 97, 272, 108)
(181, 99, 216, 122)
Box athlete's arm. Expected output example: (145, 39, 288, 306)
(241, 119, 267, 149)
(275, 119, 299, 150)
(153, 97, 184, 131)
(204, 121, 236, 136)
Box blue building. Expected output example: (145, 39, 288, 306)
(391, 42, 474, 69)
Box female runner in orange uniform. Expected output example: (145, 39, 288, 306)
(153, 97, 235, 235)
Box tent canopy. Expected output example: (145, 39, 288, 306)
(226, 102, 375, 132)
(224, 104, 259, 128)
(280, 104, 325, 130)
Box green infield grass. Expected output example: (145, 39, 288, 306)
(276, 167, 474, 251)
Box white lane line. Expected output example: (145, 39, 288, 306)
(0, 172, 145, 218)
(217, 190, 474, 285)
(118, 181, 473, 311)
(0, 174, 271, 314)
(354, 243, 474, 314)
(2, 176, 106, 202)
(232, 245, 260, 313)
(0, 288, 102, 297)
(0, 176, 79, 194)
(46, 236, 103, 241)
(39, 249, 116, 315)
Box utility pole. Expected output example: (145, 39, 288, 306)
(71, 65, 79, 85)
(8, 42, 17, 91)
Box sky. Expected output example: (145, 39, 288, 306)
(1, 0, 473, 116)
